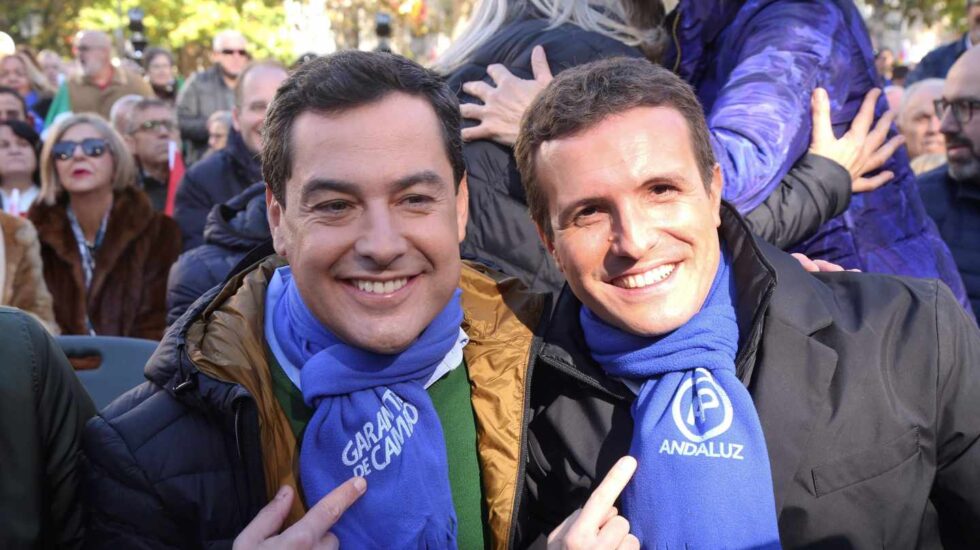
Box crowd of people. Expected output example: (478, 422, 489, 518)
(1, 0, 980, 548)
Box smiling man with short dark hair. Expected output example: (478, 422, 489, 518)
(514, 56, 980, 548)
(82, 50, 547, 549)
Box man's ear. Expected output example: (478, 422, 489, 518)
(266, 185, 289, 258)
(456, 174, 469, 244)
(232, 106, 242, 133)
(709, 163, 723, 228)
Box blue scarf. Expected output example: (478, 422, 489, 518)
(580, 250, 781, 548)
(272, 267, 459, 549)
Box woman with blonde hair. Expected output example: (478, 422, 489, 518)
(0, 52, 55, 130)
(28, 113, 181, 339)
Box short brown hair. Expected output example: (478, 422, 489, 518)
(39, 113, 135, 205)
(514, 57, 715, 237)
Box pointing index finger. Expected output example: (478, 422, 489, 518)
(579, 456, 637, 529)
(295, 476, 367, 537)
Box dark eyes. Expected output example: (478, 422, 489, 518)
(401, 194, 434, 206)
(651, 183, 677, 196)
(317, 200, 352, 214)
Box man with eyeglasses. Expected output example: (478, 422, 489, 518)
(43, 30, 152, 125)
(125, 98, 180, 213)
(918, 46, 980, 320)
(177, 30, 251, 164)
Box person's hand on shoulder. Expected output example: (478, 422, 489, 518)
(808, 87, 905, 194)
(460, 45, 553, 146)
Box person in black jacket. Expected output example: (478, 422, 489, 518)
(166, 182, 267, 324)
(905, 0, 979, 85)
(173, 61, 286, 250)
(438, 3, 899, 295)
(0, 307, 95, 549)
(918, 46, 980, 320)
(512, 57, 980, 548)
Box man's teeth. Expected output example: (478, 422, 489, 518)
(353, 278, 408, 294)
(615, 264, 676, 289)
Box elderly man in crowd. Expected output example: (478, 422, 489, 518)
(177, 30, 251, 163)
(513, 57, 980, 548)
(44, 31, 152, 125)
(918, 47, 980, 320)
(897, 78, 947, 174)
(124, 98, 179, 212)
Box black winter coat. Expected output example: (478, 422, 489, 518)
(448, 15, 852, 294)
(516, 203, 980, 548)
(82, 276, 268, 549)
(166, 183, 269, 325)
(918, 166, 980, 320)
(0, 307, 95, 549)
(173, 129, 263, 251)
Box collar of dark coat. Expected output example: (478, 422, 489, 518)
(225, 129, 263, 183)
(31, 187, 156, 300)
(538, 201, 835, 400)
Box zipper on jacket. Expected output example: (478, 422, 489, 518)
(507, 335, 543, 549)
(234, 397, 267, 520)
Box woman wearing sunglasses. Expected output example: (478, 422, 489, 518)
(28, 113, 181, 339)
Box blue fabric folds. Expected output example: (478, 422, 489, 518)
(581, 251, 781, 548)
(271, 266, 460, 549)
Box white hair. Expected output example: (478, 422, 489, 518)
(431, 0, 665, 74)
(109, 94, 145, 136)
(898, 78, 944, 126)
(212, 30, 246, 52)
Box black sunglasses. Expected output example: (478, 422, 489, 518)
(52, 138, 109, 161)
(220, 49, 249, 57)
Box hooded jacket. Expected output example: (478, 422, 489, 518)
(83, 252, 547, 549)
(166, 182, 268, 325)
(448, 11, 853, 295)
(173, 129, 262, 251)
(515, 203, 980, 548)
(29, 187, 181, 339)
(663, 0, 970, 312)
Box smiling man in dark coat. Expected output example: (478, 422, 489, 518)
(511, 57, 980, 548)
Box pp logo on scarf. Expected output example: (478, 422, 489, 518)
(659, 368, 744, 460)
(671, 368, 733, 441)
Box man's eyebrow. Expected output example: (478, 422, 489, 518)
(300, 178, 359, 203)
(299, 171, 447, 203)
(389, 170, 446, 192)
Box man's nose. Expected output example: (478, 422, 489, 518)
(353, 207, 409, 268)
(609, 205, 659, 260)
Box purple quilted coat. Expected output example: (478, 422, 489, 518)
(664, 0, 970, 311)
